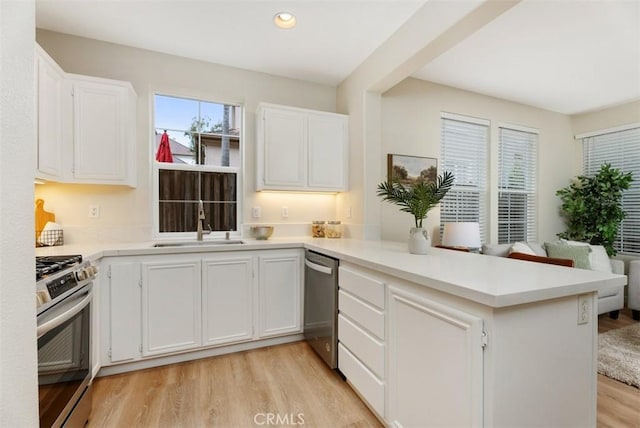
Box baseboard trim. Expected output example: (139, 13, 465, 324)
(97, 334, 304, 376)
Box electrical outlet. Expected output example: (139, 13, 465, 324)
(252, 207, 261, 218)
(89, 205, 100, 218)
(347, 206, 352, 219)
(577, 294, 590, 325)
(281, 206, 289, 218)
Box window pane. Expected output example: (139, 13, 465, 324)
(154, 95, 199, 131)
(159, 169, 199, 202)
(583, 127, 640, 254)
(199, 132, 241, 167)
(154, 129, 195, 165)
(158, 169, 237, 232)
(440, 116, 488, 242)
(498, 127, 537, 244)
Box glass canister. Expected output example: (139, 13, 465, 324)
(326, 221, 342, 238)
(311, 221, 326, 238)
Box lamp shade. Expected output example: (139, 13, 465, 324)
(442, 222, 481, 249)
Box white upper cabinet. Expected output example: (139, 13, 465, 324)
(257, 103, 348, 192)
(262, 107, 307, 189)
(34, 43, 137, 187)
(66, 75, 136, 186)
(35, 45, 64, 180)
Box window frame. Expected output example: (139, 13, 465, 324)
(439, 112, 489, 242)
(497, 124, 539, 244)
(150, 90, 244, 240)
(581, 124, 640, 255)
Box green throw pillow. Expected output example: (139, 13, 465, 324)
(544, 242, 592, 270)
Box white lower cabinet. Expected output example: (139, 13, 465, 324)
(106, 262, 141, 363)
(202, 255, 254, 345)
(258, 250, 303, 337)
(102, 249, 302, 367)
(141, 259, 202, 356)
(387, 285, 484, 428)
(338, 263, 485, 426)
(338, 264, 386, 418)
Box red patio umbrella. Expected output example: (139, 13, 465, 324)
(156, 130, 173, 163)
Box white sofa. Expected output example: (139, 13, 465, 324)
(482, 242, 626, 319)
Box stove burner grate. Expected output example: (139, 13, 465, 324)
(36, 255, 83, 281)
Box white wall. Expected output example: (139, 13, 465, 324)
(571, 100, 640, 136)
(0, 1, 39, 425)
(34, 30, 339, 242)
(336, 1, 520, 240)
(381, 78, 579, 245)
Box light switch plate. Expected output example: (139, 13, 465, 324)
(252, 207, 261, 218)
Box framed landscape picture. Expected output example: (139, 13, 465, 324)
(387, 154, 437, 186)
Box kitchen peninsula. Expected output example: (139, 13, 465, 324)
(36, 238, 626, 427)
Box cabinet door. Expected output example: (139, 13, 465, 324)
(35, 46, 64, 179)
(258, 251, 302, 337)
(202, 256, 254, 346)
(107, 262, 141, 363)
(387, 286, 484, 427)
(71, 78, 135, 185)
(307, 113, 348, 190)
(261, 107, 307, 189)
(141, 260, 201, 356)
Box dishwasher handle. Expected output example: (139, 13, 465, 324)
(305, 258, 333, 275)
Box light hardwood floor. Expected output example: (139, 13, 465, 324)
(90, 312, 639, 427)
(88, 341, 382, 427)
(597, 309, 640, 428)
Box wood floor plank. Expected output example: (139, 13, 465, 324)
(89, 314, 639, 428)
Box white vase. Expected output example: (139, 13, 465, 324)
(408, 227, 430, 254)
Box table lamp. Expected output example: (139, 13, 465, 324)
(441, 222, 481, 252)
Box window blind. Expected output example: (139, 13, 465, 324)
(498, 127, 538, 244)
(583, 127, 640, 254)
(440, 116, 488, 242)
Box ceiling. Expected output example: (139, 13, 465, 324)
(36, 0, 640, 115)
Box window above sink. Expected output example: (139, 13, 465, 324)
(152, 93, 243, 239)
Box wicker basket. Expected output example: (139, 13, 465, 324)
(36, 229, 64, 247)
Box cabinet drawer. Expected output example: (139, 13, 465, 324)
(339, 289, 384, 340)
(339, 266, 384, 309)
(338, 314, 384, 378)
(338, 343, 384, 417)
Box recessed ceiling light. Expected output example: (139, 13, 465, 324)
(274, 12, 296, 30)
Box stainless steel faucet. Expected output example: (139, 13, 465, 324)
(196, 200, 211, 241)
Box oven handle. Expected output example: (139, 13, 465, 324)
(305, 258, 333, 275)
(37, 291, 91, 339)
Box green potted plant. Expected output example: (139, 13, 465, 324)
(377, 171, 454, 254)
(556, 163, 633, 256)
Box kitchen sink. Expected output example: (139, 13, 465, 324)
(153, 240, 245, 247)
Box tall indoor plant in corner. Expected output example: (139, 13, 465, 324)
(556, 163, 633, 256)
(377, 171, 454, 254)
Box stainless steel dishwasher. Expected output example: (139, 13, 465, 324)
(304, 250, 339, 369)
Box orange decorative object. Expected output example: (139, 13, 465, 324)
(35, 198, 56, 234)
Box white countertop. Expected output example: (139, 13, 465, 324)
(36, 237, 626, 309)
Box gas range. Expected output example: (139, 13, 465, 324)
(36, 254, 98, 314)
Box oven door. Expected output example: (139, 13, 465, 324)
(37, 284, 92, 428)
